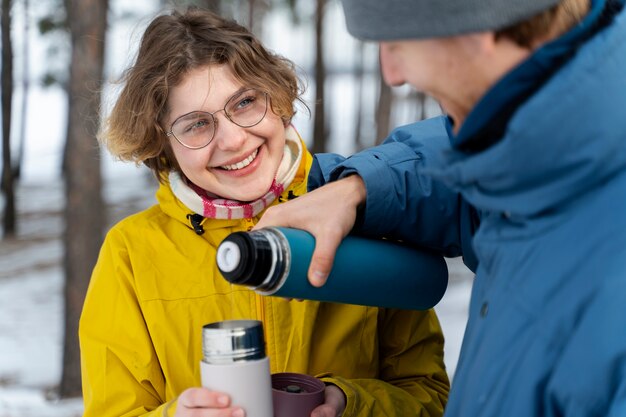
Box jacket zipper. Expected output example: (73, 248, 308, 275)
(256, 292, 272, 367)
(249, 216, 271, 364)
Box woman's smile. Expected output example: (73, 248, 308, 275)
(218, 147, 259, 171)
(212, 145, 264, 180)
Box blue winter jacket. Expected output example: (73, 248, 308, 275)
(309, 0, 626, 416)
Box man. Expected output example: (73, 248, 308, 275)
(256, 0, 626, 415)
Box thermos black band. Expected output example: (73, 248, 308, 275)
(218, 231, 273, 287)
(217, 229, 288, 292)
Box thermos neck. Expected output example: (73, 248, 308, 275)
(216, 228, 286, 291)
(202, 320, 266, 364)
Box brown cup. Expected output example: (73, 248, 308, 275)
(271, 372, 326, 417)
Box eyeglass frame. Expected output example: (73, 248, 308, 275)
(165, 88, 269, 150)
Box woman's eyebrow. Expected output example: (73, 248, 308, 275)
(170, 85, 250, 122)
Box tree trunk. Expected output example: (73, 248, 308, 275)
(312, 0, 326, 153)
(198, 0, 220, 13)
(352, 41, 365, 151)
(14, 0, 29, 180)
(418, 91, 428, 121)
(247, 0, 269, 36)
(1, 0, 16, 238)
(60, 0, 108, 398)
(375, 66, 392, 145)
(248, 0, 255, 28)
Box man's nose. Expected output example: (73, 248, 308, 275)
(379, 43, 405, 87)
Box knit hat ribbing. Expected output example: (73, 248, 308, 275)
(341, 0, 562, 40)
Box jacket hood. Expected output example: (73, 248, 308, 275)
(430, 4, 626, 218)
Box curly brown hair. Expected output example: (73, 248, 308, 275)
(100, 8, 303, 180)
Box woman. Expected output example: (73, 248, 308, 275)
(79, 8, 449, 417)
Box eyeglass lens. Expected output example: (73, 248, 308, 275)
(170, 89, 267, 149)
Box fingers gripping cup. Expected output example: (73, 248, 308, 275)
(271, 373, 326, 417)
(200, 320, 273, 417)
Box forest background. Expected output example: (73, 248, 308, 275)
(0, 0, 474, 415)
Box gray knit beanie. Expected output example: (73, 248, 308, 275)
(341, 0, 562, 40)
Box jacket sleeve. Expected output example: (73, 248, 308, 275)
(321, 308, 449, 417)
(310, 116, 479, 268)
(80, 228, 173, 417)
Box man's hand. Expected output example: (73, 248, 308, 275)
(255, 175, 366, 287)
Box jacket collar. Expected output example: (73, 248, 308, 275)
(430, 1, 626, 217)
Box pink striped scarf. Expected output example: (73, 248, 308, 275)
(169, 126, 303, 220)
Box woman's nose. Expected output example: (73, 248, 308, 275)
(212, 112, 247, 151)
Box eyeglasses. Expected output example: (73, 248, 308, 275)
(166, 88, 268, 150)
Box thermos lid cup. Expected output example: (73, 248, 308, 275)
(271, 372, 326, 417)
(202, 320, 266, 364)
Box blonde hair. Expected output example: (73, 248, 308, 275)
(100, 8, 303, 180)
(496, 0, 590, 48)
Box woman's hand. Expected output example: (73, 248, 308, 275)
(255, 175, 366, 287)
(310, 385, 347, 417)
(174, 388, 244, 417)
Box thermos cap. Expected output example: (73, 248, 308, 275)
(216, 241, 241, 273)
(202, 320, 266, 364)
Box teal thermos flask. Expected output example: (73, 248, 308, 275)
(216, 227, 448, 310)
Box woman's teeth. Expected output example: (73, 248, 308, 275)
(220, 149, 258, 171)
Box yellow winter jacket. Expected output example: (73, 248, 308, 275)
(79, 141, 449, 417)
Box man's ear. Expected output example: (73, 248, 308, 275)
(471, 31, 531, 82)
(462, 32, 498, 56)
